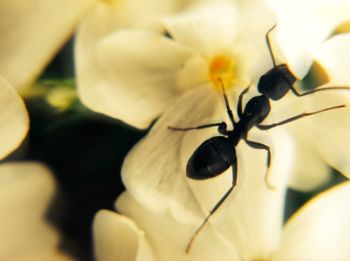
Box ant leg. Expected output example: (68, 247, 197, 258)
(237, 86, 250, 118)
(218, 78, 236, 126)
(266, 23, 278, 67)
(288, 81, 350, 97)
(185, 162, 238, 253)
(168, 122, 228, 135)
(257, 104, 346, 130)
(244, 138, 275, 190)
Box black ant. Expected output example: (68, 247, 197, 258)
(168, 24, 348, 253)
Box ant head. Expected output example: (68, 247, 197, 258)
(258, 64, 297, 101)
(186, 136, 236, 180)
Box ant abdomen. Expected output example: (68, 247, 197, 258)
(186, 136, 237, 180)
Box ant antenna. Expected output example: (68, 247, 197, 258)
(217, 78, 235, 126)
(266, 24, 278, 67)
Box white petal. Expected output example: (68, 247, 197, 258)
(204, 126, 294, 260)
(93, 209, 156, 261)
(272, 181, 350, 261)
(116, 0, 190, 30)
(0, 0, 94, 91)
(265, 93, 332, 191)
(116, 192, 240, 261)
(304, 91, 350, 178)
(0, 77, 28, 160)
(75, 0, 196, 128)
(78, 30, 193, 128)
(238, 0, 279, 79)
(121, 86, 223, 221)
(267, 0, 350, 78)
(163, 0, 238, 57)
(0, 162, 70, 260)
(314, 33, 350, 83)
(287, 136, 331, 192)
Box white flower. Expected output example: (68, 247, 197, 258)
(75, 0, 197, 124)
(93, 126, 294, 261)
(88, 0, 350, 205)
(119, 84, 294, 224)
(267, 0, 350, 78)
(256, 0, 350, 191)
(76, 0, 276, 128)
(0, 0, 181, 93)
(93, 173, 350, 260)
(0, 77, 28, 158)
(265, 32, 350, 191)
(0, 85, 76, 259)
(0, 0, 94, 92)
(88, 1, 350, 259)
(77, 0, 350, 190)
(76, 0, 350, 128)
(0, 78, 72, 260)
(0, 162, 74, 261)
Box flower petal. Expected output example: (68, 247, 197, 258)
(272, 181, 350, 260)
(75, 0, 195, 128)
(287, 135, 331, 191)
(203, 126, 294, 260)
(163, 0, 238, 57)
(122, 86, 225, 221)
(0, 77, 28, 160)
(0, 162, 71, 260)
(266, 93, 332, 191)
(0, 0, 93, 91)
(267, 0, 350, 78)
(78, 29, 193, 128)
(237, 0, 278, 79)
(304, 91, 350, 178)
(116, 192, 240, 260)
(313, 33, 350, 83)
(93, 209, 156, 261)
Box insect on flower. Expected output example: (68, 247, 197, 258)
(169, 25, 350, 253)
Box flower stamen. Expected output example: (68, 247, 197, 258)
(209, 54, 237, 91)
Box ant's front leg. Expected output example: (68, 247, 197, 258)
(217, 78, 236, 126)
(287, 79, 350, 97)
(168, 122, 228, 135)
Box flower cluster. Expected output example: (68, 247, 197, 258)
(0, 0, 350, 260)
(88, 0, 350, 260)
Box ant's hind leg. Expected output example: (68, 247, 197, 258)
(244, 138, 275, 190)
(185, 162, 238, 253)
(168, 122, 228, 135)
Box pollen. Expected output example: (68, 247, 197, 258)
(209, 54, 237, 91)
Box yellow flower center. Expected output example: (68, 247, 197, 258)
(209, 54, 237, 91)
(101, 0, 118, 5)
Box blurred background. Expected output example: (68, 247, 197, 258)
(16, 37, 146, 261)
